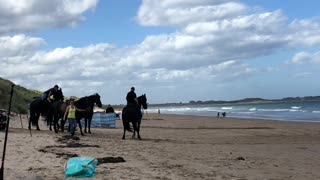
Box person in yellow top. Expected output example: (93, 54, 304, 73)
(63, 99, 86, 136)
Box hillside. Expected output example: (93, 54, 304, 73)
(0, 77, 41, 114)
(151, 96, 320, 107)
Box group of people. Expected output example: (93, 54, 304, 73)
(41, 85, 139, 136)
(217, 112, 226, 118)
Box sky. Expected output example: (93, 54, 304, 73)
(0, 0, 320, 105)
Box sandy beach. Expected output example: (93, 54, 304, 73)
(1, 113, 320, 180)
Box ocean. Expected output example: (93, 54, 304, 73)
(147, 101, 320, 123)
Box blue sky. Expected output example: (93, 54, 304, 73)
(31, 0, 176, 48)
(0, 0, 320, 104)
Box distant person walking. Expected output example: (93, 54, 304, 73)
(222, 112, 226, 118)
(217, 112, 220, 118)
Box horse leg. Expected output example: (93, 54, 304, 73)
(53, 115, 58, 133)
(77, 119, 84, 136)
(49, 117, 52, 131)
(132, 122, 137, 139)
(84, 118, 87, 133)
(88, 118, 92, 134)
(57, 119, 60, 131)
(137, 121, 142, 140)
(60, 118, 65, 132)
(28, 113, 33, 130)
(122, 118, 127, 139)
(133, 124, 136, 138)
(36, 113, 40, 131)
(122, 127, 126, 140)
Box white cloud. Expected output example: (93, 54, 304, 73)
(0, 34, 45, 57)
(287, 18, 320, 47)
(184, 10, 287, 35)
(1, 1, 320, 103)
(0, 0, 98, 34)
(290, 51, 320, 64)
(137, 0, 247, 26)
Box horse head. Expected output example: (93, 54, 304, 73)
(90, 93, 102, 108)
(138, 94, 148, 109)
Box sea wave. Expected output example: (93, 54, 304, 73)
(249, 108, 257, 111)
(258, 109, 290, 112)
(291, 106, 302, 109)
(221, 107, 232, 110)
(289, 109, 302, 112)
(312, 111, 320, 114)
(235, 112, 255, 114)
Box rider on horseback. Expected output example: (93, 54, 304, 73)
(126, 87, 138, 106)
(124, 87, 140, 132)
(42, 85, 60, 103)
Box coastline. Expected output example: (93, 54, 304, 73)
(1, 113, 320, 179)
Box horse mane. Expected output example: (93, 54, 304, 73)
(88, 93, 100, 98)
(137, 94, 147, 109)
(74, 96, 88, 109)
(74, 93, 101, 109)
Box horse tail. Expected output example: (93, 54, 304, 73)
(123, 120, 132, 132)
(30, 111, 37, 127)
(122, 107, 132, 132)
(45, 106, 53, 126)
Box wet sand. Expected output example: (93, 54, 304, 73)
(1, 113, 320, 179)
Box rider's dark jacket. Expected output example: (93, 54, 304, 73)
(126, 91, 137, 105)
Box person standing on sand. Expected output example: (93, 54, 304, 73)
(63, 99, 86, 136)
(106, 104, 115, 113)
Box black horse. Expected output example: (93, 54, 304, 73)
(122, 94, 148, 140)
(28, 88, 64, 130)
(74, 93, 102, 135)
(46, 100, 69, 133)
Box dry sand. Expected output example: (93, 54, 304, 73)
(0, 113, 320, 179)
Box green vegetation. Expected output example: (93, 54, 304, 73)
(0, 77, 41, 114)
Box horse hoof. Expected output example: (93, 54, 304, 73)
(89, 131, 92, 134)
(37, 129, 40, 131)
(122, 137, 125, 140)
(81, 133, 85, 136)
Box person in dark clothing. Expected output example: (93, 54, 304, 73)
(105, 104, 115, 113)
(126, 87, 137, 105)
(42, 85, 59, 102)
